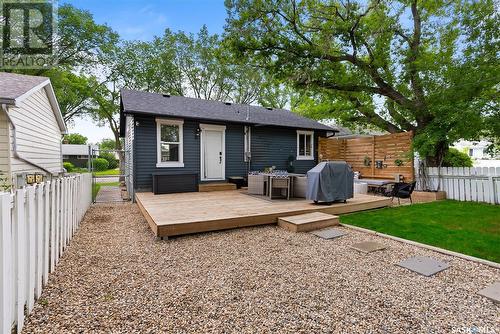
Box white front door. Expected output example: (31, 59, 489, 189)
(201, 125, 225, 180)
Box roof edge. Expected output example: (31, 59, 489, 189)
(8, 79, 67, 134)
(122, 108, 335, 131)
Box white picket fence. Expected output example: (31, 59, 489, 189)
(0, 173, 92, 334)
(417, 167, 500, 204)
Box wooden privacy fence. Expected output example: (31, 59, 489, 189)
(417, 167, 500, 204)
(319, 132, 414, 181)
(0, 173, 92, 334)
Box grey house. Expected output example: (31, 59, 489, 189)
(119, 89, 335, 198)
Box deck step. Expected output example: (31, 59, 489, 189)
(278, 212, 340, 233)
(198, 183, 237, 192)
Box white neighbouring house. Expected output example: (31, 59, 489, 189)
(0, 72, 67, 189)
(452, 139, 500, 167)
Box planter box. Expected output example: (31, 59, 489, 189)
(411, 191, 446, 203)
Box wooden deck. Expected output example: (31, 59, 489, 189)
(135, 190, 391, 238)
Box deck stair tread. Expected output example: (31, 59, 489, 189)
(278, 212, 339, 233)
(199, 183, 237, 192)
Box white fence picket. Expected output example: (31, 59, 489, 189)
(26, 187, 35, 313)
(49, 181, 56, 273)
(43, 182, 50, 285)
(35, 185, 43, 299)
(0, 174, 92, 333)
(417, 167, 499, 205)
(0, 193, 12, 334)
(15, 189, 25, 333)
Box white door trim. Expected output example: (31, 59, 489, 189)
(200, 124, 226, 181)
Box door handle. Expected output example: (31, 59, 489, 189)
(219, 156, 222, 164)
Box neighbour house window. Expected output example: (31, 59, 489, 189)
(297, 130, 314, 160)
(156, 119, 184, 167)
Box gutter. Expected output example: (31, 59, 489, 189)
(1, 103, 55, 175)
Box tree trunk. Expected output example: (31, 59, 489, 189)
(112, 134, 125, 184)
(425, 141, 448, 167)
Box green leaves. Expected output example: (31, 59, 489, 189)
(225, 0, 499, 165)
(63, 133, 88, 145)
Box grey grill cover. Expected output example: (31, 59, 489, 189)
(306, 161, 354, 202)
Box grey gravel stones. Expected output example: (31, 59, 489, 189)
(478, 282, 500, 303)
(21, 203, 500, 333)
(350, 241, 387, 253)
(397, 256, 450, 277)
(310, 228, 346, 239)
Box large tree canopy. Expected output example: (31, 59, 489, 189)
(11, 4, 119, 124)
(225, 0, 499, 165)
(112, 25, 292, 107)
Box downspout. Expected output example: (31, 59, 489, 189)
(1, 103, 54, 175)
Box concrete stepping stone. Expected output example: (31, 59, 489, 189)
(397, 256, 450, 277)
(310, 228, 346, 239)
(478, 282, 500, 303)
(350, 241, 387, 253)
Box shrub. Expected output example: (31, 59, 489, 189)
(63, 133, 87, 144)
(92, 158, 109, 171)
(63, 162, 74, 172)
(443, 148, 473, 167)
(99, 152, 118, 169)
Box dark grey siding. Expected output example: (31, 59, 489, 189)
(250, 126, 323, 174)
(133, 114, 324, 191)
(134, 116, 201, 191)
(225, 123, 247, 177)
(133, 116, 247, 191)
(63, 156, 88, 168)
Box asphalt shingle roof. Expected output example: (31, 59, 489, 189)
(120, 89, 335, 131)
(0, 72, 49, 102)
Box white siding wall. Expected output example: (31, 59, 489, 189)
(124, 115, 134, 200)
(0, 112, 10, 182)
(8, 88, 63, 177)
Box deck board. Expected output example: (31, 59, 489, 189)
(135, 190, 391, 237)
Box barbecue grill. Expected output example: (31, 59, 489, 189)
(306, 161, 354, 203)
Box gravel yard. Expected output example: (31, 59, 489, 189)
(23, 203, 499, 333)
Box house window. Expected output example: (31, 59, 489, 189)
(297, 130, 314, 160)
(156, 118, 184, 167)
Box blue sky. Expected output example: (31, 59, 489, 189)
(62, 0, 227, 40)
(63, 0, 228, 143)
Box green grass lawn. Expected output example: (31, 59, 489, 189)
(93, 169, 120, 176)
(340, 200, 500, 263)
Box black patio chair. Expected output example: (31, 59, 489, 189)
(391, 181, 416, 204)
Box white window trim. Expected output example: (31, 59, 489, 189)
(200, 123, 226, 181)
(296, 130, 314, 160)
(156, 118, 184, 168)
